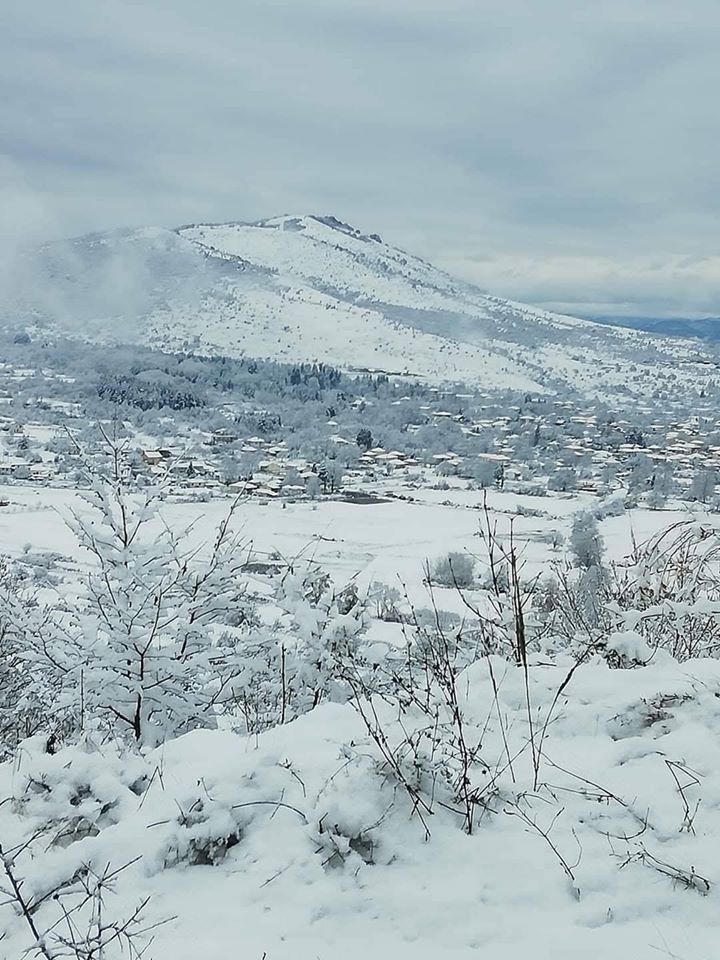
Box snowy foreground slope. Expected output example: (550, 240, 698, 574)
(2, 486, 720, 959)
(4, 659, 720, 960)
(9, 215, 714, 396)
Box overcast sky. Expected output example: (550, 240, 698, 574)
(3, 0, 719, 318)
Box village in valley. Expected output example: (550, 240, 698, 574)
(0, 337, 719, 510)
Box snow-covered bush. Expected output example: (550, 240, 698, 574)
(533, 519, 720, 664)
(336, 596, 499, 834)
(225, 563, 370, 733)
(594, 496, 625, 519)
(607, 520, 720, 660)
(0, 735, 164, 959)
(369, 581, 406, 622)
(273, 566, 368, 711)
(159, 793, 243, 868)
(12, 735, 150, 846)
(430, 551, 475, 588)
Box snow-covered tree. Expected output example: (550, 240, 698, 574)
(62, 478, 253, 744)
(318, 459, 343, 494)
(569, 511, 604, 570)
(0, 562, 69, 756)
(356, 428, 373, 450)
(0, 478, 255, 748)
(689, 468, 717, 505)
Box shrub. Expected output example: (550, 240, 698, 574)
(430, 552, 475, 588)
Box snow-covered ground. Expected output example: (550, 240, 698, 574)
(1, 481, 719, 958)
(6, 657, 720, 960)
(0, 481, 692, 604)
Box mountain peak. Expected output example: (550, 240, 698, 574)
(245, 214, 383, 245)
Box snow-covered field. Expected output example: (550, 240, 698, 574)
(2, 481, 719, 959)
(0, 480, 685, 598)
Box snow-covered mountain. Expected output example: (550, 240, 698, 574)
(5, 214, 715, 396)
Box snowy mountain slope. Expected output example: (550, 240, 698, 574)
(5, 215, 716, 396)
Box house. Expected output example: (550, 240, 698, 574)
(30, 466, 52, 483)
(210, 429, 237, 446)
(258, 460, 285, 476)
(228, 480, 256, 494)
(0, 459, 28, 477)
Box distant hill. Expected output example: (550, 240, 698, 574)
(585, 314, 720, 341)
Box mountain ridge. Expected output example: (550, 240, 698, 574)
(4, 215, 716, 398)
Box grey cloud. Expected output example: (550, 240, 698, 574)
(2, 0, 719, 317)
(441, 253, 720, 320)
